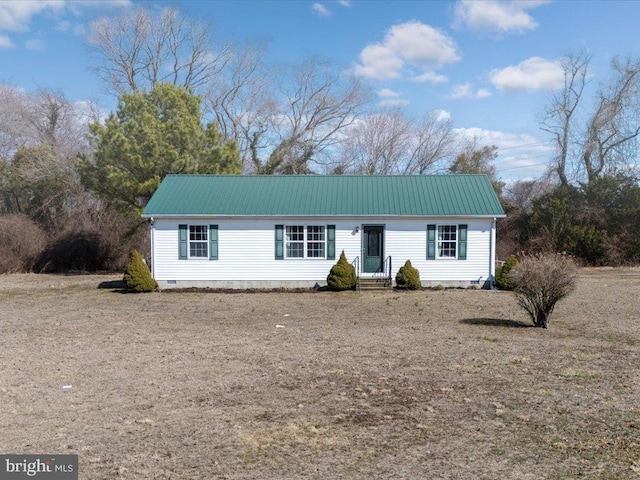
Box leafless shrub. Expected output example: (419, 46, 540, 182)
(35, 205, 148, 273)
(0, 214, 47, 273)
(508, 253, 577, 328)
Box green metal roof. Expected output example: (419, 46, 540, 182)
(142, 174, 505, 217)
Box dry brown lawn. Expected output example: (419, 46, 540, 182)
(0, 269, 638, 479)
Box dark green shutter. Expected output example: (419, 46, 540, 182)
(327, 225, 335, 260)
(179, 224, 188, 260)
(209, 225, 218, 260)
(458, 224, 467, 260)
(275, 225, 284, 260)
(427, 224, 436, 260)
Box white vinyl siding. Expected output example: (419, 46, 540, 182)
(151, 217, 494, 286)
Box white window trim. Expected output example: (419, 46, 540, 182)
(188, 224, 209, 259)
(285, 225, 327, 259)
(437, 224, 458, 259)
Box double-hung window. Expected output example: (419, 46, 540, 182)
(286, 226, 305, 258)
(437, 225, 457, 258)
(179, 224, 218, 260)
(284, 225, 326, 259)
(306, 226, 325, 258)
(189, 225, 208, 258)
(427, 224, 467, 260)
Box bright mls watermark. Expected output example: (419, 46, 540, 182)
(0, 455, 77, 479)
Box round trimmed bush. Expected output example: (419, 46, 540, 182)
(327, 251, 357, 291)
(123, 250, 158, 293)
(395, 259, 421, 290)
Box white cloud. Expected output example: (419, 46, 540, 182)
(377, 88, 400, 98)
(311, 3, 331, 17)
(0, 34, 14, 48)
(453, 0, 551, 34)
(412, 71, 448, 83)
(338, 0, 351, 6)
(355, 21, 460, 81)
(376, 88, 408, 107)
(453, 127, 555, 181)
(450, 82, 492, 99)
(0, 1, 130, 33)
(490, 56, 564, 92)
(55, 19, 85, 35)
(355, 44, 404, 80)
(0, 1, 61, 32)
(432, 109, 452, 122)
(379, 98, 409, 107)
(25, 39, 44, 51)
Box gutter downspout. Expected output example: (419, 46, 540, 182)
(489, 217, 496, 289)
(149, 217, 155, 279)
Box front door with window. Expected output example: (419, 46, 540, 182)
(363, 225, 384, 273)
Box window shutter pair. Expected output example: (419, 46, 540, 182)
(275, 225, 335, 260)
(426, 224, 467, 260)
(178, 224, 218, 260)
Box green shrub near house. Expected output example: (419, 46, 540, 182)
(123, 250, 158, 293)
(495, 256, 518, 290)
(395, 260, 421, 290)
(327, 251, 357, 291)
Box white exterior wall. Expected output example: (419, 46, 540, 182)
(150, 216, 496, 289)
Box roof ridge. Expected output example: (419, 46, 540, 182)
(163, 173, 491, 178)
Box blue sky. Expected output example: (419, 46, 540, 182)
(1, 0, 639, 182)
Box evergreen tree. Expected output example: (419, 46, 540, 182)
(80, 83, 241, 212)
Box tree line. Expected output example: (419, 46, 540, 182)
(1, 7, 639, 273)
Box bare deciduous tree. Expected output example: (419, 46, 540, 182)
(237, 58, 370, 174)
(261, 58, 369, 174)
(336, 109, 453, 175)
(88, 7, 370, 174)
(204, 42, 278, 170)
(338, 109, 411, 174)
(582, 57, 640, 183)
(87, 7, 231, 93)
(0, 85, 36, 159)
(542, 53, 640, 186)
(0, 87, 97, 226)
(403, 113, 454, 175)
(541, 51, 590, 187)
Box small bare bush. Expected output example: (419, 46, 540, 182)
(508, 253, 577, 328)
(0, 214, 47, 273)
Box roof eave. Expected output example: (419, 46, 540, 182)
(141, 213, 506, 219)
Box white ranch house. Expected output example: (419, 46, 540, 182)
(141, 174, 505, 289)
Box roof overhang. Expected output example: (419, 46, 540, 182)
(141, 213, 507, 219)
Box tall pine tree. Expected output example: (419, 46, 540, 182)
(80, 83, 241, 212)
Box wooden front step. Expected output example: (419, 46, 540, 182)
(357, 277, 392, 291)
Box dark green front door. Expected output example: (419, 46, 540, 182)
(363, 225, 384, 273)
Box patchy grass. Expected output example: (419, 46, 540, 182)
(0, 269, 638, 479)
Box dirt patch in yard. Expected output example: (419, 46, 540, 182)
(0, 270, 638, 479)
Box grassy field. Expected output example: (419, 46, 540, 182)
(0, 269, 638, 479)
